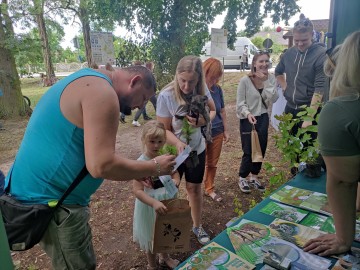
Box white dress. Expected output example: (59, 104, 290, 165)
(133, 154, 177, 252)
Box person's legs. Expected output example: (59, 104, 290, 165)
(149, 95, 157, 111)
(180, 151, 209, 245)
(133, 108, 144, 126)
(239, 119, 252, 193)
(203, 133, 224, 200)
(120, 112, 126, 123)
(159, 253, 179, 269)
(40, 205, 96, 270)
(146, 251, 157, 269)
(356, 183, 360, 212)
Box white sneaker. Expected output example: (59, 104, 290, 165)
(249, 179, 266, 192)
(238, 178, 251, 193)
(132, 120, 141, 127)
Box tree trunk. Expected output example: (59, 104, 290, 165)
(168, 0, 187, 74)
(79, 0, 94, 67)
(34, 0, 56, 86)
(0, 0, 30, 118)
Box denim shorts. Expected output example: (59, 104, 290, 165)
(40, 205, 96, 270)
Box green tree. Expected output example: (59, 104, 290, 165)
(0, 0, 31, 118)
(223, 0, 300, 43)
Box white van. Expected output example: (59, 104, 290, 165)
(200, 37, 259, 70)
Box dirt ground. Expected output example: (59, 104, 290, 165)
(0, 72, 287, 270)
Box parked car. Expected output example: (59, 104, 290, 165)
(200, 37, 259, 70)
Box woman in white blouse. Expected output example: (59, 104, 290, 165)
(236, 52, 279, 193)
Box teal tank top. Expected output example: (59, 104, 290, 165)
(5, 68, 112, 205)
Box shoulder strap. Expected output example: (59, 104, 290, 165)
(6, 165, 88, 207)
(248, 77, 268, 110)
(56, 166, 88, 208)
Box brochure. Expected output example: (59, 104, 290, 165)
(333, 247, 360, 269)
(261, 237, 332, 270)
(269, 218, 324, 248)
(270, 186, 332, 216)
(177, 241, 255, 270)
(260, 201, 308, 223)
(300, 213, 360, 242)
(227, 219, 272, 265)
(300, 212, 335, 233)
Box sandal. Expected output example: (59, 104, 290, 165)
(159, 255, 180, 269)
(206, 192, 223, 202)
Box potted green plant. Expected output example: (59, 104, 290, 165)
(274, 105, 322, 178)
(181, 118, 198, 168)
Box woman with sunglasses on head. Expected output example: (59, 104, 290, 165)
(236, 51, 278, 193)
(304, 31, 360, 256)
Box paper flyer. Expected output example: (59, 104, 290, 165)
(177, 241, 255, 270)
(227, 219, 272, 265)
(300, 212, 335, 233)
(173, 145, 191, 171)
(159, 175, 178, 198)
(261, 237, 332, 270)
(260, 201, 308, 223)
(269, 218, 324, 248)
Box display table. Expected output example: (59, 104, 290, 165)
(177, 171, 359, 269)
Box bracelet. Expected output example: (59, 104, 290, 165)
(152, 158, 161, 176)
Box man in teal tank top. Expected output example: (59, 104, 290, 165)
(4, 66, 176, 270)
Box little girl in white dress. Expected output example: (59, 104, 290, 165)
(133, 120, 180, 269)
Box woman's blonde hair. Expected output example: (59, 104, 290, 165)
(330, 31, 360, 99)
(141, 120, 166, 152)
(202, 57, 223, 86)
(163, 55, 206, 105)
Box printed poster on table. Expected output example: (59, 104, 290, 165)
(260, 201, 308, 223)
(227, 219, 272, 265)
(178, 241, 255, 270)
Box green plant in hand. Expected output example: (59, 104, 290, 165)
(181, 118, 196, 144)
(158, 144, 178, 156)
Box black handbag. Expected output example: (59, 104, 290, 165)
(0, 166, 88, 251)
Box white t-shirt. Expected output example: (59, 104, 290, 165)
(156, 86, 212, 154)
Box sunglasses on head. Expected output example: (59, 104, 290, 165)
(294, 18, 311, 27)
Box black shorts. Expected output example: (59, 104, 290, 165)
(177, 150, 206, 184)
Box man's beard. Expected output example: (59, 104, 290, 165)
(119, 97, 132, 116)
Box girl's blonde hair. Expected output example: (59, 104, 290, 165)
(141, 120, 166, 151)
(163, 55, 206, 105)
(330, 31, 360, 99)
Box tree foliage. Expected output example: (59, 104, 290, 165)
(224, 0, 300, 43)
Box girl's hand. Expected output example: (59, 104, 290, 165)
(247, 113, 257, 125)
(153, 201, 168, 215)
(186, 115, 205, 128)
(175, 141, 187, 154)
(303, 234, 351, 256)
